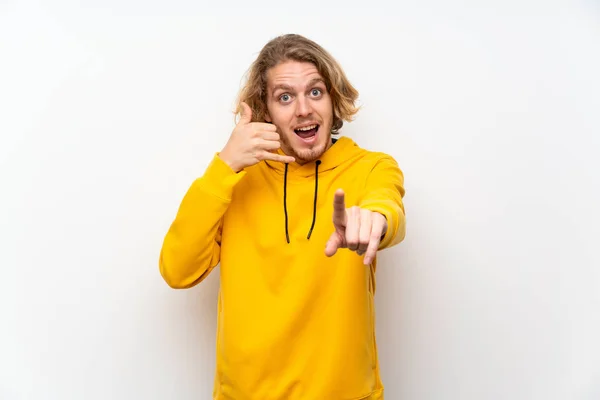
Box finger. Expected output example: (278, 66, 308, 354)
(332, 189, 346, 227)
(363, 214, 385, 265)
(257, 130, 281, 141)
(252, 122, 278, 132)
(239, 102, 252, 124)
(259, 151, 295, 164)
(257, 138, 282, 151)
(357, 209, 372, 254)
(345, 207, 361, 251)
(325, 231, 343, 257)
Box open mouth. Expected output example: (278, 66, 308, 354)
(294, 124, 319, 140)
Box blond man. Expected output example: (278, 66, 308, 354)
(159, 33, 406, 400)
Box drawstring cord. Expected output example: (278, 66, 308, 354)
(284, 163, 290, 243)
(307, 160, 321, 239)
(283, 160, 321, 244)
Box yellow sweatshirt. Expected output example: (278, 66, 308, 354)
(159, 136, 406, 400)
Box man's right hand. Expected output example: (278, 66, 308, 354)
(219, 102, 295, 172)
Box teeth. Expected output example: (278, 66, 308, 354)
(297, 124, 317, 131)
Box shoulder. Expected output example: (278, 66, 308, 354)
(349, 142, 404, 187)
(353, 143, 401, 172)
(334, 136, 400, 166)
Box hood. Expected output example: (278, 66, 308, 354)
(262, 136, 367, 244)
(264, 136, 365, 178)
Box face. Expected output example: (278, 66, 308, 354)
(264, 60, 334, 165)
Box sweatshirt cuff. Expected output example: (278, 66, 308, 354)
(360, 201, 404, 250)
(197, 153, 247, 202)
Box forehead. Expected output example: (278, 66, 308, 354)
(266, 60, 324, 89)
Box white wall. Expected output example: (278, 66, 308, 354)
(1, 1, 599, 399)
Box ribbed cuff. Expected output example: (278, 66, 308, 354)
(196, 153, 247, 202)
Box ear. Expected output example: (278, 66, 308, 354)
(264, 111, 272, 122)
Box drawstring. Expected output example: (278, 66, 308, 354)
(283, 160, 321, 244)
(284, 163, 290, 243)
(307, 160, 321, 239)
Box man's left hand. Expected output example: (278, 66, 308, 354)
(324, 189, 388, 265)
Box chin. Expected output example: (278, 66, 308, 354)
(291, 141, 329, 164)
(281, 124, 332, 164)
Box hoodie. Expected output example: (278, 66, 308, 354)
(159, 136, 406, 400)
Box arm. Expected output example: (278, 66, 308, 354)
(324, 154, 406, 265)
(358, 154, 406, 250)
(159, 154, 246, 289)
(159, 102, 294, 288)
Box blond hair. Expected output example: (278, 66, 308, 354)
(234, 34, 359, 134)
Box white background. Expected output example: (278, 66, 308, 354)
(1, 0, 599, 399)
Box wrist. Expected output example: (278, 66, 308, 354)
(218, 151, 242, 173)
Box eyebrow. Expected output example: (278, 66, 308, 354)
(271, 78, 326, 97)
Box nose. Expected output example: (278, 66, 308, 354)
(295, 95, 312, 118)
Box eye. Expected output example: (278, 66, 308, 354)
(279, 93, 291, 102)
(311, 88, 322, 96)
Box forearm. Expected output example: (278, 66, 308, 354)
(159, 154, 246, 288)
(359, 156, 406, 249)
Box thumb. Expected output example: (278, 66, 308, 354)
(324, 231, 343, 257)
(239, 102, 252, 124)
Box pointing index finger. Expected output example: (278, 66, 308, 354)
(332, 189, 346, 227)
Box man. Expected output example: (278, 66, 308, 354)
(159, 34, 406, 400)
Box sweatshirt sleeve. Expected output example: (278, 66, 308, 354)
(159, 154, 246, 288)
(358, 154, 406, 250)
